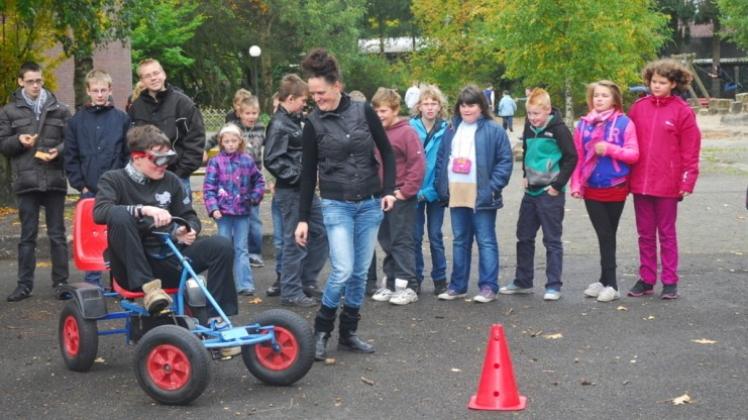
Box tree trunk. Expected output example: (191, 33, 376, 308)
(710, 19, 721, 98)
(564, 79, 574, 129)
(73, 54, 94, 111)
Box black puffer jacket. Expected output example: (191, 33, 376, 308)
(0, 89, 71, 194)
(263, 106, 304, 189)
(127, 84, 205, 178)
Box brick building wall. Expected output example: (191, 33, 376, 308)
(51, 41, 132, 112)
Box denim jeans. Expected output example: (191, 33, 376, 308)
(248, 204, 263, 257)
(276, 189, 328, 299)
(180, 177, 192, 204)
(514, 192, 565, 290)
(271, 196, 284, 274)
(320, 197, 383, 309)
(448, 207, 499, 294)
(17, 191, 69, 289)
(217, 215, 254, 292)
(414, 200, 447, 285)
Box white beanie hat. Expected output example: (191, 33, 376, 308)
(218, 123, 242, 140)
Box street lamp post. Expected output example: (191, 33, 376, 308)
(248, 45, 262, 98)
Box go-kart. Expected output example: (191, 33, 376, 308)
(58, 198, 314, 405)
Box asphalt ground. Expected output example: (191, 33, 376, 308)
(0, 115, 746, 419)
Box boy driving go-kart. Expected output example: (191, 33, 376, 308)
(93, 124, 238, 319)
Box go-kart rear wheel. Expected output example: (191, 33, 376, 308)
(59, 300, 98, 372)
(134, 325, 211, 405)
(242, 309, 314, 386)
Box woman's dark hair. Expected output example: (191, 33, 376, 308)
(453, 85, 493, 120)
(301, 48, 341, 84)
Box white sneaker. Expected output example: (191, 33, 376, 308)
(499, 282, 533, 295)
(389, 288, 418, 305)
(372, 288, 393, 302)
(596, 286, 620, 302)
(437, 289, 467, 300)
(583, 282, 605, 298)
(543, 289, 561, 301)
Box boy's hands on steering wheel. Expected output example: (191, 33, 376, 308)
(142, 206, 172, 227)
(174, 226, 196, 245)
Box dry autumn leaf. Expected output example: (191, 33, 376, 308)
(360, 376, 375, 386)
(450, 368, 462, 373)
(616, 305, 628, 311)
(672, 394, 692, 405)
(691, 338, 717, 345)
(544, 333, 563, 340)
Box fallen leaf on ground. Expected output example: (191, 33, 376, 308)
(450, 368, 462, 373)
(644, 315, 656, 320)
(580, 379, 594, 386)
(94, 357, 106, 364)
(360, 376, 375, 386)
(36, 261, 52, 268)
(504, 308, 514, 316)
(247, 297, 263, 304)
(334, 397, 343, 407)
(672, 394, 692, 405)
(691, 338, 717, 345)
(616, 305, 628, 311)
(324, 358, 336, 365)
(543, 333, 563, 340)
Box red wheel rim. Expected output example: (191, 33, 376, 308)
(63, 316, 80, 357)
(254, 326, 299, 371)
(146, 344, 192, 390)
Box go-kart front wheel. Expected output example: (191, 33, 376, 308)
(134, 325, 211, 405)
(242, 309, 314, 386)
(59, 300, 98, 372)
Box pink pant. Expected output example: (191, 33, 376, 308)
(633, 194, 679, 285)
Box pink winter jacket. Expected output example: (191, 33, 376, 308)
(628, 95, 701, 198)
(570, 109, 639, 196)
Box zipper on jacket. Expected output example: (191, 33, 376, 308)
(643, 102, 659, 195)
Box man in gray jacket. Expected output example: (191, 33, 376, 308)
(0, 62, 71, 302)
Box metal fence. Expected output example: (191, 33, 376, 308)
(200, 107, 230, 132)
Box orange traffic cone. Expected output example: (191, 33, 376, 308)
(468, 323, 527, 411)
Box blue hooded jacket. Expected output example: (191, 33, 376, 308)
(435, 116, 513, 209)
(409, 116, 447, 202)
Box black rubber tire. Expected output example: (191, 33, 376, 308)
(242, 309, 314, 386)
(59, 301, 99, 372)
(133, 325, 211, 405)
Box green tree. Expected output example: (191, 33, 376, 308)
(410, 1, 500, 98)
(717, 0, 748, 50)
(129, 0, 204, 87)
(493, 0, 669, 125)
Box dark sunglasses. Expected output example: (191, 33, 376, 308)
(131, 149, 177, 167)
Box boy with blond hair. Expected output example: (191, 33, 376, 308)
(500, 88, 577, 301)
(64, 69, 131, 286)
(370, 87, 425, 305)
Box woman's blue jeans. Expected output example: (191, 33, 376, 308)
(320, 198, 383, 309)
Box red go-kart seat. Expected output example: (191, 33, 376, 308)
(73, 198, 178, 299)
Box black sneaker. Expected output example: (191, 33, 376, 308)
(55, 284, 72, 300)
(303, 284, 323, 298)
(281, 295, 318, 308)
(660, 284, 679, 300)
(266, 280, 281, 297)
(433, 280, 448, 296)
(7, 285, 32, 302)
(627, 280, 654, 297)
